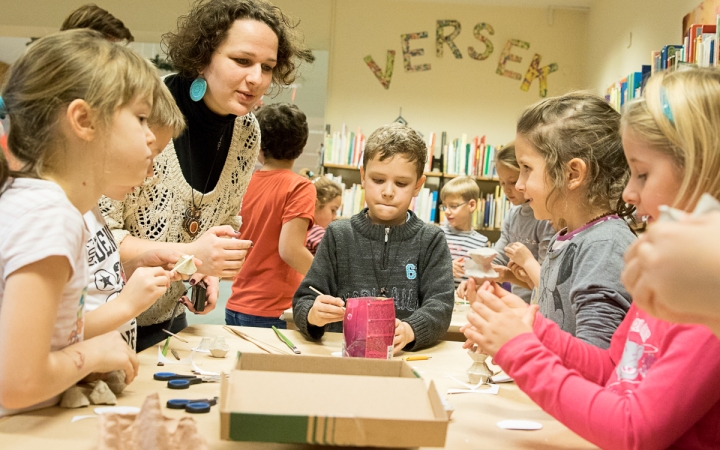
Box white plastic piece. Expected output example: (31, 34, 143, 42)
(496, 420, 543, 430)
(465, 248, 500, 279)
(94, 406, 141, 415)
(173, 254, 197, 276)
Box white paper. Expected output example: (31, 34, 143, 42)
(490, 372, 514, 383)
(447, 384, 500, 395)
(496, 420, 542, 430)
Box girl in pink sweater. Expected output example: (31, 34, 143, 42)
(462, 68, 720, 450)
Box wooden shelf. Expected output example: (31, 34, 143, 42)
(443, 173, 499, 181)
(476, 227, 501, 232)
(323, 163, 359, 170)
(323, 164, 497, 181)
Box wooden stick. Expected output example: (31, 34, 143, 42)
(222, 326, 292, 355)
(162, 329, 189, 343)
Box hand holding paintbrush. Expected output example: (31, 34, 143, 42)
(307, 286, 346, 327)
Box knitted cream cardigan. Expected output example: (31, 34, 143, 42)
(100, 113, 260, 326)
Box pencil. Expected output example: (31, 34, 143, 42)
(404, 355, 431, 361)
(272, 326, 301, 354)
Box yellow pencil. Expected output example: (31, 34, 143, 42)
(404, 355, 431, 361)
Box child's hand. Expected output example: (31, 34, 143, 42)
(456, 280, 468, 299)
(460, 278, 529, 350)
(508, 261, 533, 289)
(122, 267, 172, 314)
(452, 258, 466, 278)
(490, 264, 513, 283)
(308, 295, 345, 327)
(91, 331, 140, 384)
(505, 242, 534, 267)
(124, 249, 202, 280)
(622, 211, 720, 330)
(393, 319, 415, 354)
(462, 287, 538, 356)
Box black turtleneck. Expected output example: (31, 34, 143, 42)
(165, 75, 237, 194)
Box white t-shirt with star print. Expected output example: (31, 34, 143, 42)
(84, 207, 136, 350)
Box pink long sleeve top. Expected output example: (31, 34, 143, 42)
(494, 304, 720, 450)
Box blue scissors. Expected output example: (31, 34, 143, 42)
(154, 371, 218, 389)
(166, 396, 218, 413)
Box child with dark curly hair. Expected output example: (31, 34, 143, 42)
(226, 103, 316, 328)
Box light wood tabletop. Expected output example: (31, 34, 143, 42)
(0, 324, 597, 449)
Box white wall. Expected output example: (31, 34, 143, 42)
(0, 0, 333, 49)
(325, 0, 589, 147)
(586, 0, 701, 94)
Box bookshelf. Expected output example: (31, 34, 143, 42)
(606, 17, 720, 110)
(319, 126, 511, 242)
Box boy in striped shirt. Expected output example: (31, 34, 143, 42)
(440, 176, 489, 288)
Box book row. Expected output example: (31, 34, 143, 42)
(321, 126, 501, 179)
(607, 16, 720, 110)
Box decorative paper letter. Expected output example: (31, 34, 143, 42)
(400, 32, 431, 72)
(364, 51, 396, 90)
(496, 39, 529, 80)
(468, 22, 495, 61)
(521, 53, 559, 97)
(436, 20, 463, 58)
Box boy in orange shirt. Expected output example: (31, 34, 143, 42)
(227, 103, 316, 328)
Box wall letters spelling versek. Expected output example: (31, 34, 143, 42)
(363, 19, 558, 97)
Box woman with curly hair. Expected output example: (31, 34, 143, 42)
(102, 0, 314, 351)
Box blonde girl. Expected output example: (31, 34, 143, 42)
(0, 30, 167, 415)
(463, 69, 720, 450)
(305, 176, 343, 255)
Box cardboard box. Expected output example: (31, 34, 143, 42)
(220, 353, 449, 447)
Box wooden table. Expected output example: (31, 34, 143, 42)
(282, 306, 472, 342)
(0, 325, 597, 449)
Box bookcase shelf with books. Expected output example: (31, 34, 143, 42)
(607, 18, 720, 110)
(320, 126, 511, 242)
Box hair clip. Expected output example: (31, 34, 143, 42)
(0, 96, 6, 120)
(660, 86, 674, 125)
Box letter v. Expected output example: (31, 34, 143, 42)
(364, 50, 396, 90)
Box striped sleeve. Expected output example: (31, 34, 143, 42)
(442, 226, 489, 287)
(305, 225, 326, 256)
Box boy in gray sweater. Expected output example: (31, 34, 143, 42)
(293, 124, 454, 353)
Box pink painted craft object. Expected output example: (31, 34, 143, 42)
(343, 297, 396, 359)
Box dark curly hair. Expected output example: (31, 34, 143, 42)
(162, 0, 314, 91)
(60, 4, 134, 42)
(255, 103, 308, 160)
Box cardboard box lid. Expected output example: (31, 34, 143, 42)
(231, 352, 421, 378)
(220, 353, 448, 447)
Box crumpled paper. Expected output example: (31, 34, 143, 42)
(98, 392, 208, 450)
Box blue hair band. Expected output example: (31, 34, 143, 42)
(0, 96, 6, 120)
(660, 87, 674, 125)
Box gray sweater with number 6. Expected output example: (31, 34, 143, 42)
(292, 208, 454, 351)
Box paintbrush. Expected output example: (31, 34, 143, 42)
(309, 286, 345, 306)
